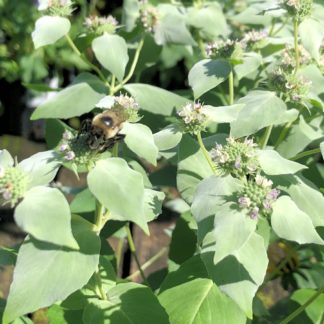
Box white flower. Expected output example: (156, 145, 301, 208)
(38, 0, 72, 10)
(238, 196, 251, 208)
(38, 0, 49, 10)
(255, 175, 273, 188)
(64, 151, 75, 161)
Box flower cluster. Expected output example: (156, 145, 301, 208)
(84, 15, 118, 35)
(281, 45, 311, 71)
(114, 94, 140, 122)
(210, 137, 259, 178)
(269, 68, 312, 102)
(281, 0, 313, 21)
(238, 175, 280, 219)
(57, 130, 99, 170)
(177, 102, 207, 134)
(206, 39, 243, 63)
(240, 30, 268, 50)
(38, 0, 74, 16)
(0, 166, 28, 207)
(140, 1, 160, 33)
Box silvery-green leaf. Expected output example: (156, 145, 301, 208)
(230, 91, 287, 138)
(144, 189, 165, 222)
(19, 150, 61, 188)
(234, 53, 262, 80)
(202, 104, 245, 124)
(124, 83, 188, 116)
(258, 149, 307, 175)
(92, 34, 129, 82)
(121, 123, 158, 165)
(32, 16, 71, 49)
(153, 124, 183, 151)
(188, 59, 231, 99)
(3, 215, 100, 323)
(272, 196, 324, 245)
(31, 73, 106, 120)
(14, 187, 78, 249)
(88, 158, 148, 234)
(95, 96, 115, 109)
(299, 18, 324, 62)
(0, 149, 14, 168)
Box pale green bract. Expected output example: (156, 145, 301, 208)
(32, 16, 71, 49)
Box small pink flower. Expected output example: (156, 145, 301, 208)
(59, 144, 69, 152)
(2, 190, 12, 200)
(266, 188, 280, 201)
(64, 151, 75, 161)
(238, 196, 251, 208)
(62, 131, 73, 140)
(249, 207, 259, 220)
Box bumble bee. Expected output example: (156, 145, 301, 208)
(79, 110, 126, 152)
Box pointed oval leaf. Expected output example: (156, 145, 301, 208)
(124, 83, 188, 116)
(3, 215, 100, 323)
(258, 149, 307, 175)
(87, 158, 148, 233)
(120, 123, 158, 165)
(177, 135, 214, 203)
(200, 204, 257, 264)
(14, 187, 78, 249)
(299, 18, 323, 62)
(188, 59, 231, 99)
(153, 124, 182, 151)
(19, 150, 61, 188)
(277, 115, 323, 158)
(83, 283, 169, 324)
(32, 16, 71, 49)
(159, 256, 246, 324)
(202, 232, 268, 318)
(144, 189, 165, 222)
(31, 74, 106, 120)
(0, 149, 14, 168)
(230, 91, 287, 138)
(234, 53, 262, 80)
(202, 104, 245, 124)
(92, 34, 129, 82)
(186, 3, 228, 39)
(154, 5, 195, 46)
(271, 196, 324, 245)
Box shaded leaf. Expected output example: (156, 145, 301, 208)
(188, 59, 231, 99)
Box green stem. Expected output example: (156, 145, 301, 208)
(110, 75, 116, 95)
(260, 125, 273, 149)
(116, 237, 124, 276)
(275, 121, 293, 148)
(196, 31, 207, 58)
(94, 268, 108, 300)
(127, 247, 168, 281)
(65, 34, 110, 88)
(268, 19, 276, 36)
(290, 148, 321, 161)
(228, 69, 234, 105)
(113, 36, 145, 93)
(293, 18, 300, 73)
(94, 200, 104, 231)
(125, 223, 149, 285)
(280, 286, 324, 324)
(272, 16, 289, 36)
(197, 131, 217, 174)
(112, 142, 119, 157)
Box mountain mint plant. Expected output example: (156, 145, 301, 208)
(1, 0, 324, 323)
